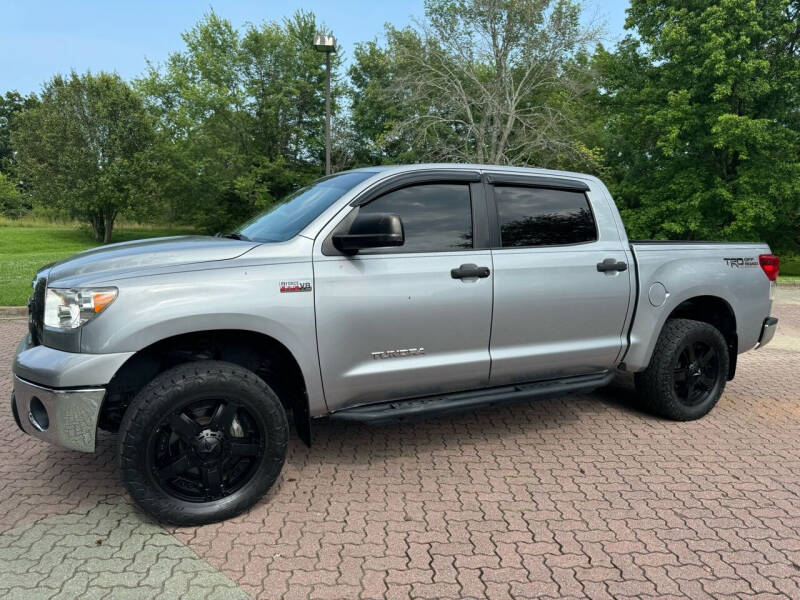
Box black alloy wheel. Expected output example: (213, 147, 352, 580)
(119, 361, 288, 525)
(672, 340, 720, 407)
(635, 318, 729, 421)
(149, 399, 265, 503)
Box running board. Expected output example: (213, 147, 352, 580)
(329, 371, 614, 425)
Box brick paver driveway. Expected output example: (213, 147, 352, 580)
(2, 290, 799, 599)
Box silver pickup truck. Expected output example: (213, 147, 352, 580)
(11, 164, 780, 524)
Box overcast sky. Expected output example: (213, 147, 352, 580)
(1, 0, 631, 96)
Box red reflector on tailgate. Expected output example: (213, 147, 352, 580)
(759, 254, 780, 281)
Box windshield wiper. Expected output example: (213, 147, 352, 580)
(220, 232, 251, 241)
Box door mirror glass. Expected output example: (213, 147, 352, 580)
(332, 213, 405, 253)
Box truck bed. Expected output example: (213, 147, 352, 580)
(622, 240, 773, 372)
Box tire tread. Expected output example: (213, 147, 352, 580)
(118, 360, 288, 525)
(635, 318, 729, 421)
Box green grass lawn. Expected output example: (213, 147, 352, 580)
(0, 222, 195, 306)
(779, 254, 800, 279)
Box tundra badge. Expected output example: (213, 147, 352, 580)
(371, 347, 425, 360)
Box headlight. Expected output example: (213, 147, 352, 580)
(44, 287, 118, 329)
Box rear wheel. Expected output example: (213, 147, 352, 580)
(635, 319, 729, 421)
(119, 360, 288, 525)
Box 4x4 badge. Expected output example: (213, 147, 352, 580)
(280, 280, 312, 293)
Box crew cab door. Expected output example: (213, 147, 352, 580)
(313, 175, 494, 412)
(486, 175, 632, 384)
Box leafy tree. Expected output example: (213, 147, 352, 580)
(596, 0, 800, 248)
(0, 91, 39, 175)
(349, 0, 601, 167)
(12, 71, 158, 242)
(137, 10, 338, 232)
(348, 39, 424, 165)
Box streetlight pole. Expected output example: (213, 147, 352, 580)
(314, 34, 336, 176)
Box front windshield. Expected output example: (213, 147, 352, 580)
(236, 170, 377, 242)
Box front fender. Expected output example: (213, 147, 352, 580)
(79, 260, 326, 415)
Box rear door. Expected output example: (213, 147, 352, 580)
(313, 176, 494, 411)
(486, 175, 632, 385)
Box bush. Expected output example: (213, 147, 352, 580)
(780, 255, 800, 278)
(0, 172, 27, 218)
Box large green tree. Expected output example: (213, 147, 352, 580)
(349, 0, 600, 168)
(0, 91, 39, 175)
(137, 10, 338, 232)
(0, 91, 39, 217)
(596, 0, 800, 248)
(12, 71, 158, 242)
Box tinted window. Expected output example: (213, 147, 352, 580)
(494, 186, 596, 247)
(357, 184, 473, 253)
(237, 170, 376, 242)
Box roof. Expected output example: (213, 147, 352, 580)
(346, 163, 597, 183)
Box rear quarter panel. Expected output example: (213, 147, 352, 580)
(625, 243, 773, 372)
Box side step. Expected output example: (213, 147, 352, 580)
(329, 371, 614, 425)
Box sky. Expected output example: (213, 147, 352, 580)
(1, 1, 630, 96)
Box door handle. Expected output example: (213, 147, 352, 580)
(596, 258, 628, 272)
(451, 263, 491, 279)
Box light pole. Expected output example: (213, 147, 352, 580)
(313, 33, 336, 175)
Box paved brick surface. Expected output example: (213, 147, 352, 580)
(2, 291, 799, 599)
(0, 498, 248, 599)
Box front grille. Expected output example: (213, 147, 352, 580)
(28, 277, 46, 346)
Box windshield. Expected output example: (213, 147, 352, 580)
(236, 170, 377, 242)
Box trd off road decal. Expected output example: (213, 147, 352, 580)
(280, 280, 312, 293)
(723, 257, 758, 268)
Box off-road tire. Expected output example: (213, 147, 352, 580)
(635, 318, 729, 421)
(119, 360, 288, 525)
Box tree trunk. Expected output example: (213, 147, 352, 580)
(103, 209, 115, 244)
(90, 214, 103, 242)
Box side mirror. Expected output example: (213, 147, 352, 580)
(332, 213, 405, 253)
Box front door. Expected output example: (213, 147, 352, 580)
(313, 181, 494, 412)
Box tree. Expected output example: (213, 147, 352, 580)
(12, 71, 158, 242)
(137, 10, 338, 232)
(596, 0, 800, 248)
(348, 39, 423, 165)
(0, 91, 39, 175)
(349, 0, 600, 167)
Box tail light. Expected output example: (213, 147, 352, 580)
(759, 254, 780, 281)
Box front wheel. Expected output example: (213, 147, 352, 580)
(119, 361, 288, 525)
(635, 318, 729, 421)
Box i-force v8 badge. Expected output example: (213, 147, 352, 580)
(280, 280, 312, 293)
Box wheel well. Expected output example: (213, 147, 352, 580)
(667, 295, 738, 380)
(100, 330, 310, 444)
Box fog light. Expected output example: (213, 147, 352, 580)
(28, 396, 49, 431)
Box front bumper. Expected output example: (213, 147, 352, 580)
(756, 316, 778, 349)
(11, 334, 134, 453)
(12, 376, 105, 452)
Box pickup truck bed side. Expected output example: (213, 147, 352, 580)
(625, 242, 772, 372)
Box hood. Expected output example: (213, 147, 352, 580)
(44, 235, 259, 285)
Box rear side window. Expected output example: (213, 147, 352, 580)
(494, 186, 597, 247)
(357, 183, 473, 253)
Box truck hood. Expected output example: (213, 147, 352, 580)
(44, 236, 259, 284)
